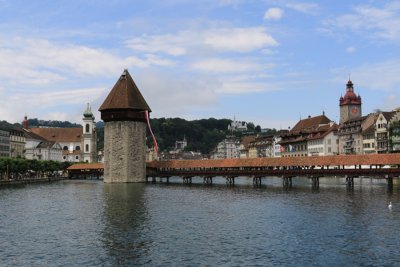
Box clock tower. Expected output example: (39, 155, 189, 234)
(339, 80, 362, 124)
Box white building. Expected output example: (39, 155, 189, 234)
(307, 123, 339, 156)
(228, 117, 247, 132)
(213, 138, 240, 159)
(375, 111, 395, 153)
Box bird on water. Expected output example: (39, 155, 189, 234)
(388, 202, 393, 210)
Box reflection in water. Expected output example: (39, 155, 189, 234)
(102, 183, 150, 266)
(0, 179, 400, 266)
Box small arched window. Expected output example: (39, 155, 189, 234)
(75, 146, 80, 151)
(86, 124, 90, 133)
(86, 144, 89, 152)
(63, 146, 68, 150)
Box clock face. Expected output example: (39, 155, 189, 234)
(351, 107, 358, 114)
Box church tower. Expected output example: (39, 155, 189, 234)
(99, 69, 151, 183)
(82, 103, 97, 163)
(339, 80, 362, 124)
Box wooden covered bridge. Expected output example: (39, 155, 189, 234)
(146, 154, 400, 188)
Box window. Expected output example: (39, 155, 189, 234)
(63, 146, 68, 150)
(75, 146, 80, 151)
(86, 124, 90, 133)
(63, 156, 66, 159)
(86, 144, 89, 152)
(76, 156, 79, 160)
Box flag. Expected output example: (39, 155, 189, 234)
(145, 110, 159, 155)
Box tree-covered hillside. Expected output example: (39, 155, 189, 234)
(147, 117, 232, 154)
(27, 118, 82, 128)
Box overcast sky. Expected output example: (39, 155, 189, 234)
(1, 0, 400, 129)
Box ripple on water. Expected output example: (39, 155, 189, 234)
(0, 179, 400, 266)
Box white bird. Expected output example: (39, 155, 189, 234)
(388, 202, 393, 210)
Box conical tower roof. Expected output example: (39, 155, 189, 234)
(99, 69, 151, 112)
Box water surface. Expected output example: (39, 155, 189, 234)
(1, 177, 399, 266)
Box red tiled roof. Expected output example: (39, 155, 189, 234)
(290, 114, 331, 133)
(29, 127, 82, 142)
(67, 163, 104, 170)
(240, 135, 256, 149)
(147, 154, 400, 169)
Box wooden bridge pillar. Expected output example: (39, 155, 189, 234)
(310, 176, 319, 189)
(386, 175, 393, 189)
(345, 175, 354, 188)
(183, 176, 193, 184)
(253, 176, 262, 186)
(226, 176, 235, 185)
(282, 176, 293, 188)
(203, 176, 213, 185)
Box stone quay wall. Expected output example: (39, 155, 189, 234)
(104, 121, 146, 183)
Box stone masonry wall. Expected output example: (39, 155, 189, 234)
(104, 121, 146, 183)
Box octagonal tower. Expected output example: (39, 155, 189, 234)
(99, 69, 151, 183)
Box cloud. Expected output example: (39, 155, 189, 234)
(126, 27, 278, 55)
(217, 82, 270, 94)
(322, 2, 400, 41)
(264, 7, 284, 21)
(286, 2, 320, 15)
(0, 36, 174, 85)
(382, 93, 399, 111)
(346, 46, 356, 53)
(191, 58, 263, 73)
(334, 59, 400, 91)
(126, 33, 189, 56)
(204, 27, 278, 52)
(135, 70, 219, 118)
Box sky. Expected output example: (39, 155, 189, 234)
(1, 0, 400, 129)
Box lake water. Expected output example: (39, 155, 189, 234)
(1, 177, 400, 266)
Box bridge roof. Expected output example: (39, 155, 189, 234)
(67, 163, 104, 170)
(147, 154, 400, 169)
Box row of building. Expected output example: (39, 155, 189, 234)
(212, 80, 400, 159)
(0, 104, 98, 163)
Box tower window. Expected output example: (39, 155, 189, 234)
(86, 144, 89, 152)
(86, 124, 90, 133)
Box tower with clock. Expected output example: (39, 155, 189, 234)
(339, 80, 362, 124)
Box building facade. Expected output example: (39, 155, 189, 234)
(26, 105, 97, 163)
(280, 114, 331, 157)
(307, 123, 338, 156)
(0, 129, 10, 157)
(375, 112, 395, 153)
(212, 137, 240, 159)
(389, 109, 400, 152)
(9, 129, 25, 158)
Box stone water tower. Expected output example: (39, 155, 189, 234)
(99, 69, 151, 183)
